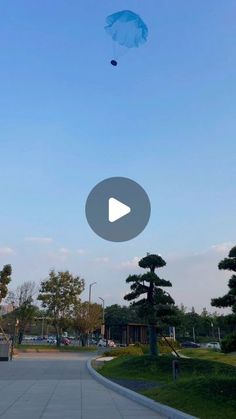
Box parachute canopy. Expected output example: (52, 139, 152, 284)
(105, 10, 148, 49)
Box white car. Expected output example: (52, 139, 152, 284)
(97, 339, 116, 348)
(47, 337, 57, 344)
(206, 342, 221, 350)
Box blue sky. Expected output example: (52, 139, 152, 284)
(0, 0, 235, 312)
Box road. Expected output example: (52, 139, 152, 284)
(0, 352, 165, 419)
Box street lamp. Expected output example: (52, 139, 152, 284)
(98, 297, 105, 339)
(88, 282, 96, 345)
(89, 282, 97, 304)
(10, 301, 18, 361)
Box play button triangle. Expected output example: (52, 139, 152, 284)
(108, 197, 131, 223)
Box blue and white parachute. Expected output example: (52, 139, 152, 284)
(104, 10, 148, 66)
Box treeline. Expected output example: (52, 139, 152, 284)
(0, 244, 235, 354)
(0, 269, 103, 346)
(104, 303, 235, 343)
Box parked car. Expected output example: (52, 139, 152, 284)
(88, 338, 97, 345)
(97, 339, 116, 348)
(206, 342, 221, 350)
(23, 335, 35, 341)
(181, 341, 200, 348)
(47, 337, 57, 344)
(97, 339, 106, 347)
(61, 337, 71, 345)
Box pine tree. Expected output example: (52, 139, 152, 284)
(211, 246, 236, 314)
(0, 265, 12, 304)
(124, 254, 175, 356)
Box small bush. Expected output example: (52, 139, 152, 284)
(133, 343, 149, 354)
(221, 334, 236, 353)
(104, 339, 181, 357)
(104, 346, 143, 357)
(159, 338, 181, 354)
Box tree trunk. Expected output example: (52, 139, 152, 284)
(55, 326, 61, 347)
(81, 333, 88, 346)
(18, 330, 24, 344)
(149, 324, 158, 356)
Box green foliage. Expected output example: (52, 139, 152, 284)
(143, 377, 236, 419)
(99, 353, 236, 383)
(0, 264, 12, 303)
(104, 340, 180, 357)
(99, 354, 236, 418)
(124, 253, 175, 357)
(104, 346, 144, 357)
(229, 246, 236, 258)
(8, 281, 39, 344)
(16, 304, 38, 343)
(158, 338, 181, 353)
(74, 301, 102, 345)
(180, 348, 236, 366)
(38, 270, 84, 345)
(221, 333, 236, 353)
(139, 254, 166, 271)
(133, 342, 150, 354)
(212, 245, 236, 314)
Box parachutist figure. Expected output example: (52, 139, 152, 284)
(111, 59, 118, 66)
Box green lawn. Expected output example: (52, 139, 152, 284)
(142, 376, 236, 419)
(180, 348, 236, 366)
(99, 355, 236, 418)
(15, 344, 97, 352)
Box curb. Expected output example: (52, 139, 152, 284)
(87, 358, 198, 419)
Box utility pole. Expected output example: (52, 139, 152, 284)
(41, 317, 45, 338)
(88, 282, 96, 345)
(10, 302, 18, 360)
(89, 282, 97, 305)
(193, 327, 196, 343)
(98, 297, 105, 339)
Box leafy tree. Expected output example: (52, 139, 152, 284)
(74, 301, 102, 345)
(0, 264, 12, 304)
(38, 270, 84, 346)
(8, 281, 38, 343)
(124, 254, 175, 356)
(211, 245, 236, 314)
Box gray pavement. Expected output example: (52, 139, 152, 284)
(0, 352, 165, 419)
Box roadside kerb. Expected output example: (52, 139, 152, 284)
(87, 358, 198, 419)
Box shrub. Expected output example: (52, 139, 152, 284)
(133, 343, 149, 354)
(221, 334, 236, 353)
(104, 346, 143, 357)
(104, 339, 181, 357)
(158, 338, 181, 354)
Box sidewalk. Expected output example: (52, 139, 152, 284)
(0, 352, 165, 419)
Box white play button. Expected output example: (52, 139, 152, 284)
(85, 177, 151, 242)
(108, 197, 131, 223)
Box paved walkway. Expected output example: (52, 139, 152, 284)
(0, 353, 165, 419)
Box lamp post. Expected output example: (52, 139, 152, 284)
(88, 282, 96, 345)
(89, 282, 97, 305)
(98, 297, 105, 339)
(10, 301, 18, 361)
